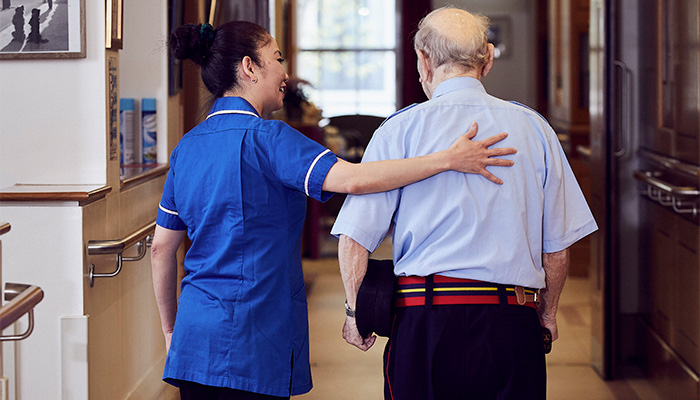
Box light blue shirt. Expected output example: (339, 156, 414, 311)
(331, 77, 597, 288)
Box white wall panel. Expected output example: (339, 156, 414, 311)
(0, 2, 107, 188)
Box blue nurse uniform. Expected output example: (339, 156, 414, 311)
(156, 97, 337, 397)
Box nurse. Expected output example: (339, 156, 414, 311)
(151, 21, 515, 400)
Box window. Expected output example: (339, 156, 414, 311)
(295, 0, 397, 117)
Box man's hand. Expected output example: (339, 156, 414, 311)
(446, 121, 516, 184)
(539, 309, 559, 342)
(538, 249, 570, 342)
(342, 315, 376, 351)
(538, 288, 559, 341)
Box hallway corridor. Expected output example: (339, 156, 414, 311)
(297, 247, 665, 400)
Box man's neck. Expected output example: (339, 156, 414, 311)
(439, 65, 480, 82)
(426, 68, 480, 98)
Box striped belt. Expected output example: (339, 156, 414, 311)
(395, 275, 539, 310)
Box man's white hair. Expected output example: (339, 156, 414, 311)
(414, 6, 491, 73)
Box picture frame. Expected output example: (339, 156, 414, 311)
(0, 0, 86, 59)
(106, 0, 123, 50)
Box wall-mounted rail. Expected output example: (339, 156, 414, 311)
(87, 221, 155, 287)
(634, 170, 699, 216)
(0, 283, 44, 341)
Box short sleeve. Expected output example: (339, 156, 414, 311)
(266, 122, 338, 202)
(331, 130, 399, 252)
(541, 128, 598, 252)
(156, 150, 187, 231)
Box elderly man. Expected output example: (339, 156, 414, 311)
(331, 6, 598, 400)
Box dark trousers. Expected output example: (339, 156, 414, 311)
(178, 381, 289, 400)
(383, 304, 546, 400)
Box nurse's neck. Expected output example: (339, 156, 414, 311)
(224, 81, 264, 117)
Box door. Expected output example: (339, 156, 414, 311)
(589, 0, 643, 379)
(588, 0, 612, 378)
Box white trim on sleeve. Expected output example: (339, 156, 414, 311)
(159, 203, 179, 216)
(305, 149, 332, 196)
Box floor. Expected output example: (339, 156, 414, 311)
(295, 237, 665, 400)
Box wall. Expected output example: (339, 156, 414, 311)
(0, 0, 178, 398)
(119, 0, 170, 165)
(1, 203, 87, 399)
(431, 0, 538, 107)
(0, 1, 108, 396)
(0, 3, 107, 189)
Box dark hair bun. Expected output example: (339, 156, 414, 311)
(170, 23, 215, 65)
(169, 21, 271, 98)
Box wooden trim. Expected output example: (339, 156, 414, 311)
(0, 185, 112, 206)
(0, 223, 10, 236)
(120, 164, 169, 191)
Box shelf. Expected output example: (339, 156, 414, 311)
(0, 184, 112, 206)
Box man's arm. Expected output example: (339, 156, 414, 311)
(338, 234, 377, 351)
(538, 248, 570, 341)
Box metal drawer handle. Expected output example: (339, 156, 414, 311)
(0, 283, 44, 341)
(87, 221, 155, 287)
(634, 170, 698, 216)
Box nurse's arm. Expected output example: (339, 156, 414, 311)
(321, 122, 516, 194)
(151, 225, 187, 351)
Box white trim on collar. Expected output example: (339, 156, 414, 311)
(206, 109, 260, 119)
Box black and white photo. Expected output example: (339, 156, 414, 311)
(0, 0, 84, 58)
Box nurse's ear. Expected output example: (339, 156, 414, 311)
(240, 56, 258, 84)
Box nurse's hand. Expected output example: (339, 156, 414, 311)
(445, 121, 516, 185)
(165, 332, 173, 352)
(343, 316, 376, 351)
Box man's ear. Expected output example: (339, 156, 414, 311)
(416, 49, 432, 82)
(481, 43, 495, 78)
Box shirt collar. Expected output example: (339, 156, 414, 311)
(209, 96, 261, 117)
(432, 77, 485, 99)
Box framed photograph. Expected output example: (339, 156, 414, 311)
(0, 0, 86, 59)
(106, 0, 123, 50)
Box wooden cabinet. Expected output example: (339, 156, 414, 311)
(639, 0, 700, 165)
(641, 198, 700, 399)
(636, 2, 700, 397)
